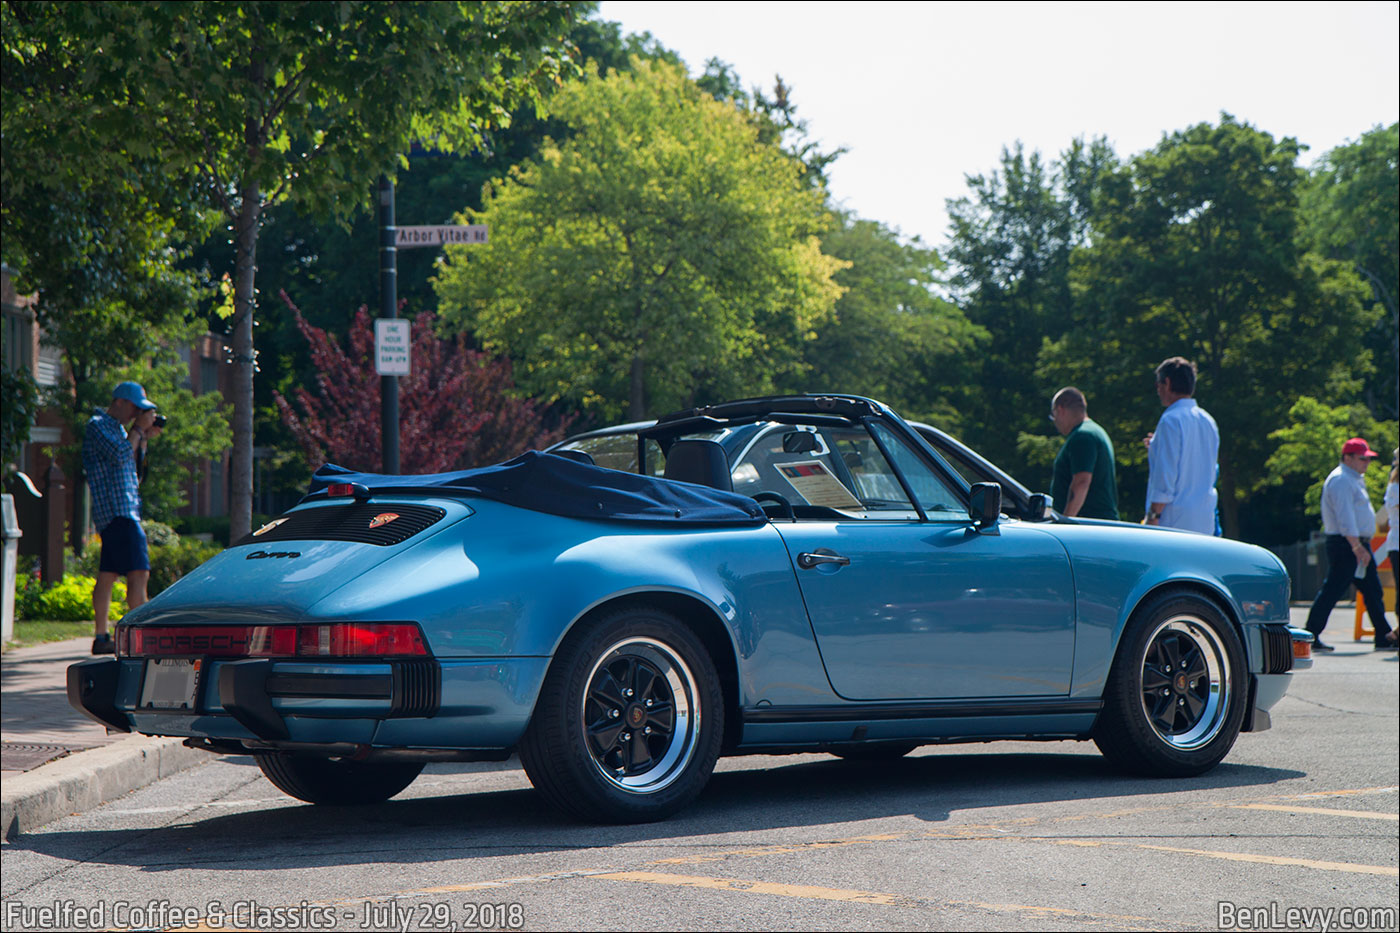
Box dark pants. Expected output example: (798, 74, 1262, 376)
(1391, 550, 1399, 632)
(1305, 535, 1393, 642)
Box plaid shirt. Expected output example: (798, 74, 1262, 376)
(83, 409, 141, 530)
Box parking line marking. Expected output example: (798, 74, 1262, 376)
(1232, 803, 1398, 821)
(1132, 844, 1398, 877)
(1006, 838, 1397, 878)
(595, 870, 914, 905)
(1285, 785, 1398, 800)
(593, 871, 1161, 928)
(652, 832, 907, 865)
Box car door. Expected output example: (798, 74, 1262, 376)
(768, 420, 1076, 700)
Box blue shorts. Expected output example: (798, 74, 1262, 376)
(98, 517, 150, 574)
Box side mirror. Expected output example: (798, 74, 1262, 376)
(782, 431, 820, 454)
(969, 483, 1002, 530)
(1027, 493, 1050, 522)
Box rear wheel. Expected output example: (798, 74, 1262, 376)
(1093, 591, 1246, 777)
(255, 753, 423, 805)
(519, 606, 724, 823)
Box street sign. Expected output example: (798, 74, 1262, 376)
(374, 319, 411, 376)
(395, 224, 488, 248)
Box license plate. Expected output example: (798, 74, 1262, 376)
(140, 658, 202, 710)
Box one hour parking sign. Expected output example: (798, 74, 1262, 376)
(375, 319, 411, 375)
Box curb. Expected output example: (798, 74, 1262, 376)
(1, 735, 214, 840)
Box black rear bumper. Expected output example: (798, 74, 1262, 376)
(65, 657, 441, 741)
(67, 658, 131, 732)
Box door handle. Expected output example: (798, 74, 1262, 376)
(797, 550, 850, 570)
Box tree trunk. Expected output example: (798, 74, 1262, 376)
(228, 184, 262, 542)
(228, 54, 266, 543)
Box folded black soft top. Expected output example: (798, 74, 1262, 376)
(307, 451, 766, 525)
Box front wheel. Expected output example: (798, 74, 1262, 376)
(519, 606, 724, 823)
(255, 753, 424, 805)
(1093, 592, 1246, 777)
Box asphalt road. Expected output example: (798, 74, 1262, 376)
(2, 641, 1396, 932)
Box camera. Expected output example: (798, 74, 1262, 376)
(153, 414, 167, 429)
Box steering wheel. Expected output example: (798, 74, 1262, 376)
(752, 492, 796, 522)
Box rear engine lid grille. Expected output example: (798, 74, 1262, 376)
(238, 503, 447, 547)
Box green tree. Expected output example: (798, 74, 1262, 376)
(4, 3, 212, 516)
(434, 59, 845, 422)
(9, 1, 584, 540)
(806, 214, 983, 427)
(943, 137, 1117, 471)
(1042, 115, 1378, 538)
(1265, 396, 1395, 517)
(696, 59, 845, 191)
(1, 368, 39, 470)
(1300, 123, 1399, 420)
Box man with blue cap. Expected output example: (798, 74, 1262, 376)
(82, 381, 158, 654)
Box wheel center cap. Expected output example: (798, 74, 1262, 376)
(1175, 674, 1188, 693)
(627, 704, 646, 727)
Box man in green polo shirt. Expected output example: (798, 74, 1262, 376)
(1049, 387, 1119, 520)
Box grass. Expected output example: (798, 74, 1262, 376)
(3, 619, 94, 652)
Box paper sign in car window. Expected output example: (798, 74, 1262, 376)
(776, 461, 863, 510)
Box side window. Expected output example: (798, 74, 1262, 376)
(735, 422, 921, 519)
(642, 438, 666, 476)
(557, 434, 641, 472)
(826, 427, 911, 510)
(870, 423, 966, 520)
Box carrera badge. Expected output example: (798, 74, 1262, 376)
(369, 512, 401, 529)
(252, 517, 289, 537)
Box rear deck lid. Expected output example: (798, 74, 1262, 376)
(128, 499, 466, 625)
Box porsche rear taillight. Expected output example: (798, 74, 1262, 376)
(296, 623, 428, 658)
(120, 622, 428, 658)
(125, 625, 296, 658)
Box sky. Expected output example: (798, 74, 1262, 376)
(596, 0, 1400, 248)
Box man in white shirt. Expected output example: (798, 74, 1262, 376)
(1143, 357, 1219, 534)
(1303, 437, 1396, 652)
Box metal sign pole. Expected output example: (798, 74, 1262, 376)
(378, 176, 400, 474)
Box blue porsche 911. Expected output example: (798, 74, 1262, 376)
(69, 395, 1312, 822)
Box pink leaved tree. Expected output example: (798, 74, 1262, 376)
(273, 291, 569, 473)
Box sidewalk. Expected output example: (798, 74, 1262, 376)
(1, 637, 211, 840)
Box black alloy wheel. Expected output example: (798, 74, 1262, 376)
(1094, 591, 1246, 777)
(519, 606, 724, 823)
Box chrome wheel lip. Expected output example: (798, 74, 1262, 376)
(1138, 616, 1231, 751)
(581, 636, 701, 795)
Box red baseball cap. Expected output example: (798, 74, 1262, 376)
(1342, 437, 1379, 458)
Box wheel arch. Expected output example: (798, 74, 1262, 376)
(549, 589, 743, 754)
(1117, 578, 1246, 663)
(1093, 578, 1251, 775)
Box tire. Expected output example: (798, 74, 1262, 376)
(518, 606, 724, 823)
(1093, 591, 1247, 777)
(830, 743, 919, 761)
(255, 753, 424, 805)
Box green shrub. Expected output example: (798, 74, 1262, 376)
(19, 574, 126, 622)
(14, 569, 46, 620)
(148, 535, 222, 597)
(143, 520, 179, 548)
